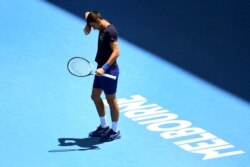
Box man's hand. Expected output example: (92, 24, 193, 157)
(84, 25, 91, 35)
(96, 68, 105, 76)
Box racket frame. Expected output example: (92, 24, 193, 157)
(67, 57, 117, 80)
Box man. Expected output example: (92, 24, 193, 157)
(83, 11, 121, 142)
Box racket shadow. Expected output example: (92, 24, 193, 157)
(49, 137, 103, 153)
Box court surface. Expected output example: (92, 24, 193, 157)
(0, 1, 249, 167)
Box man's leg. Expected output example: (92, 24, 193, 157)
(106, 94, 119, 122)
(89, 88, 110, 137)
(99, 93, 121, 141)
(106, 94, 119, 133)
(91, 88, 105, 117)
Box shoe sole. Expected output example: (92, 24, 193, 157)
(99, 135, 121, 142)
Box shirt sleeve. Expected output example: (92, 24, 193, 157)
(108, 29, 118, 42)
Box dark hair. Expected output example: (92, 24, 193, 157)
(86, 11, 103, 25)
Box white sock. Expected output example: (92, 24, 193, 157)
(112, 122, 118, 132)
(100, 116, 108, 128)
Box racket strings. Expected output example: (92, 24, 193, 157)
(68, 57, 93, 77)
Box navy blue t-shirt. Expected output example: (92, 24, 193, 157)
(95, 24, 118, 67)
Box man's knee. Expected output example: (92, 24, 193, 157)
(91, 89, 102, 102)
(91, 93, 100, 102)
(105, 94, 116, 105)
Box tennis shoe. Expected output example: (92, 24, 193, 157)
(99, 129, 121, 142)
(89, 125, 110, 138)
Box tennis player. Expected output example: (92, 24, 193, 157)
(83, 11, 121, 142)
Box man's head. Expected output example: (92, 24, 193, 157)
(85, 11, 104, 30)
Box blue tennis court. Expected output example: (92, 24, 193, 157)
(0, 0, 249, 167)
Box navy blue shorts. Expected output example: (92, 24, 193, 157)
(93, 65, 119, 95)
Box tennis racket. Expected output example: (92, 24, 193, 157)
(67, 57, 117, 80)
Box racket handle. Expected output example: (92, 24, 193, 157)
(103, 74, 117, 80)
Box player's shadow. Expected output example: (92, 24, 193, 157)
(49, 137, 103, 153)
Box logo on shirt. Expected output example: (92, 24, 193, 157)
(100, 33, 105, 41)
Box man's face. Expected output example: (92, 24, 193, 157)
(89, 19, 103, 30)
